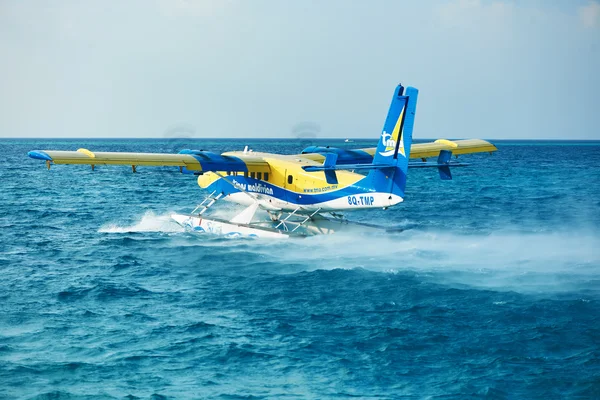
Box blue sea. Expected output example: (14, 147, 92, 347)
(1, 139, 599, 399)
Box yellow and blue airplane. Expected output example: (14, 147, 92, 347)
(28, 84, 497, 238)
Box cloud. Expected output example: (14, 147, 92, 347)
(579, 1, 600, 28)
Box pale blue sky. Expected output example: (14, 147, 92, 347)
(1, 0, 599, 139)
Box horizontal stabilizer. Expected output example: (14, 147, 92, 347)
(302, 163, 393, 172)
(407, 162, 469, 168)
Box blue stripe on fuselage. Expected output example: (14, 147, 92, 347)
(205, 175, 390, 205)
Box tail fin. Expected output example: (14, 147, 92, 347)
(367, 84, 419, 197)
(373, 84, 418, 171)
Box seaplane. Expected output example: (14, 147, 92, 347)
(28, 84, 497, 238)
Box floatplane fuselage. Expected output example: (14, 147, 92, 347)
(194, 150, 404, 213)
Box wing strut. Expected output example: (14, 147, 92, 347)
(291, 208, 323, 232)
(190, 191, 224, 216)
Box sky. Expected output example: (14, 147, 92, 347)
(1, 0, 599, 140)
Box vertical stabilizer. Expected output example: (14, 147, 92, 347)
(367, 84, 419, 198)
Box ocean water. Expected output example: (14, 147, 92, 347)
(1, 138, 599, 399)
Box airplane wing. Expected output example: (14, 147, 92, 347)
(27, 148, 269, 172)
(403, 139, 496, 159)
(29, 139, 496, 172)
(300, 139, 497, 163)
(358, 139, 497, 159)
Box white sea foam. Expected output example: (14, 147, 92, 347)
(97, 209, 599, 292)
(98, 211, 184, 233)
(263, 229, 600, 292)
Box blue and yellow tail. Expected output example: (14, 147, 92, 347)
(300, 83, 419, 199)
(365, 84, 419, 197)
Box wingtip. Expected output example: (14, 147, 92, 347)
(28, 150, 53, 161)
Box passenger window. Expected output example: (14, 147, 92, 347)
(257, 172, 262, 180)
(250, 172, 256, 179)
(244, 171, 248, 178)
(287, 175, 293, 184)
(264, 172, 269, 181)
(226, 171, 231, 176)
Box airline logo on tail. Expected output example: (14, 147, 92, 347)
(378, 107, 405, 157)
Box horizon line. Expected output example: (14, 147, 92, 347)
(1, 137, 600, 142)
